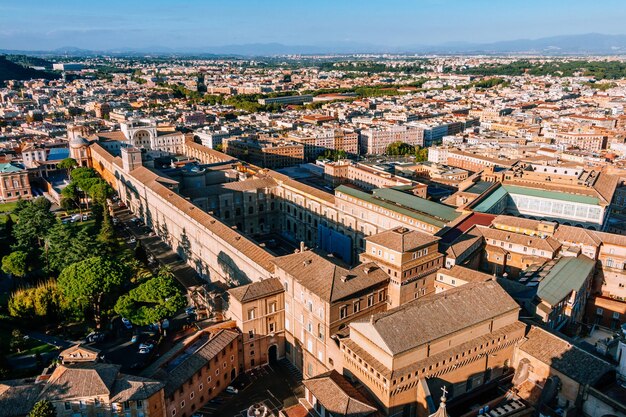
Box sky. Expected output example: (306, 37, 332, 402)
(1, 0, 625, 51)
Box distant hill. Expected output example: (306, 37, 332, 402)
(5, 54, 54, 69)
(0, 55, 60, 84)
(1, 33, 625, 57)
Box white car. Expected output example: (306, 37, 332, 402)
(225, 386, 238, 395)
(121, 318, 132, 329)
(138, 347, 151, 354)
(139, 343, 154, 351)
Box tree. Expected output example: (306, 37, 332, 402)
(385, 141, 415, 156)
(58, 257, 128, 327)
(57, 157, 77, 177)
(415, 147, 429, 162)
(2, 250, 29, 278)
(29, 400, 56, 417)
(12, 198, 56, 252)
(114, 272, 186, 326)
(45, 222, 76, 272)
(8, 280, 71, 321)
(97, 210, 115, 245)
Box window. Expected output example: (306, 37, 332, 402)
(367, 294, 374, 307)
(123, 401, 130, 411)
(65, 403, 71, 411)
(284, 281, 289, 291)
(597, 308, 604, 315)
(171, 409, 176, 416)
(190, 392, 194, 400)
(207, 376, 211, 383)
(94, 399, 101, 408)
(269, 302, 276, 313)
(340, 306, 348, 319)
(613, 312, 620, 319)
(247, 309, 255, 320)
(269, 322, 275, 333)
(353, 302, 360, 313)
(180, 401, 185, 409)
(199, 384, 203, 392)
(136, 401, 142, 409)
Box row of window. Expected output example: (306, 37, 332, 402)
(65, 400, 143, 411)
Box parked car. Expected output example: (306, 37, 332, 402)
(130, 335, 138, 344)
(121, 317, 132, 329)
(138, 347, 152, 354)
(225, 386, 239, 395)
(85, 331, 105, 343)
(185, 306, 196, 315)
(139, 343, 154, 351)
(128, 236, 136, 244)
(112, 217, 119, 225)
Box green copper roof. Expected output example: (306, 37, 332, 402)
(335, 185, 460, 228)
(503, 185, 599, 205)
(0, 163, 24, 173)
(473, 185, 508, 213)
(537, 256, 594, 306)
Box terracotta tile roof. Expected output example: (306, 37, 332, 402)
(445, 225, 484, 259)
(593, 172, 619, 204)
(111, 374, 164, 402)
(266, 170, 335, 204)
(228, 277, 284, 303)
(438, 265, 492, 283)
(155, 329, 239, 397)
(519, 326, 613, 386)
(93, 131, 127, 142)
(221, 177, 278, 192)
(350, 281, 519, 355)
(128, 165, 276, 274)
(366, 226, 439, 253)
(39, 363, 120, 400)
(272, 251, 389, 303)
(477, 225, 561, 253)
(0, 380, 43, 417)
(303, 370, 377, 416)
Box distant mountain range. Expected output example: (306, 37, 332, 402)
(2, 33, 626, 57)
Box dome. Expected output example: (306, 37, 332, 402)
(69, 135, 90, 148)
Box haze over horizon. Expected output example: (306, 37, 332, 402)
(2, 0, 626, 52)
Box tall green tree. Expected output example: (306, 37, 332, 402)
(12, 198, 55, 252)
(29, 400, 57, 417)
(114, 271, 185, 325)
(57, 157, 77, 177)
(45, 222, 76, 272)
(58, 257, 127, 327)
(415, 147, 429, 162)
(385, 141, 415, 156)
(2, 250, 30, 278)
(98, 210, 115, 245)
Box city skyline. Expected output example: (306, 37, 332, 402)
(1, 0, 626, 52)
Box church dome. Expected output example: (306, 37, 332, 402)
(69, 135, 90, 148)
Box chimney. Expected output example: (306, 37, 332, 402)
(340, 275, 348, 282)
(300, 241, 306, 252)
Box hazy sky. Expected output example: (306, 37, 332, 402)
(1, 0, 625, 50)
